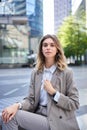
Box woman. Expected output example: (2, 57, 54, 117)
(0, 34, 80, 130)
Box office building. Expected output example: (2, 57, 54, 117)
(54, 0, 71, 33)
(0, 0, 43, 67)
(0, 0, 43, 37)
(26, 0, 43, 52)
(27, 0, 43, 37)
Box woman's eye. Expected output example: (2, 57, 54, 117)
(43, 44, 48, 47)
(51, 44, 55, 47)
(42, 43, 55, 47)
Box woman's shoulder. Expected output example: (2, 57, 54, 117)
(31, 68, 37, 74)
(31, 68, 42, 75)
(65, 66, 72, 71)
(63, 66, 73, 75)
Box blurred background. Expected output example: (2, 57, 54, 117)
(0, 0, 87, 68)
(0, 1, 87, 129)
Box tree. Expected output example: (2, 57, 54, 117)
(57, 15, 87, 64)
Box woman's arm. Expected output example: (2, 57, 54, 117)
(56, 69, 80, 111)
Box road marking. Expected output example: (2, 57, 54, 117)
(3, 88, 19, 96)
(21, 83, 30, 88)
(22, 84, 27, 88)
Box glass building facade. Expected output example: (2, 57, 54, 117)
(0, 0, 28, 66)
(0, 0, 26, 15)
(26, 0, 43, 37)
(11, 0, 26, 15)
(0, 0, 43, 66)
(0, 24, 29, 65)
(0, 0, 43, 37)
(26, 0, 43, 52)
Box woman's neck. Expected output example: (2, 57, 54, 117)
(45, 59, 55, 68)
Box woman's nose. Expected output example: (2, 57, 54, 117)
(47, 45, 50, 49)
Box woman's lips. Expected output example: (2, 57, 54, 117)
(45, 51, 51, 53)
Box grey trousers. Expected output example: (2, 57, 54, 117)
(0, 110, 50, 130)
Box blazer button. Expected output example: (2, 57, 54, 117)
(59, 116, 62, 119)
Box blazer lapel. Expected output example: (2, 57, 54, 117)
(51, 68, 61, 88)
(34, 71, 43, 105)
(47, 68, 62, 115)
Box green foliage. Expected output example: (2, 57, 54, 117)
(57, 15, 87, 58)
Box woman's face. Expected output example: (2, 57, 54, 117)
(42, 38, 57, 60)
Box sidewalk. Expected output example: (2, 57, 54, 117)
(76, 88, 87, 130)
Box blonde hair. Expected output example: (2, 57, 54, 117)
(36, 34, 67, 71)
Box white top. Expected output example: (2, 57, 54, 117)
(39, 65, 60, 106)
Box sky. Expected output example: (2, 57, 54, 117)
(43, 0, 54, 35)
(72, 0, 82, 14)
(43, 0, 82, 35)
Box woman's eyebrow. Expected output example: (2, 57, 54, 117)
(43, 42, 55, 44)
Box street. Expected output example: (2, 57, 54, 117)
(0, 66, 87, 130)
(0, 68, 32, 110)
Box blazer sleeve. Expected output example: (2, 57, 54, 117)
(21, 69, 36, 111)
(56, 68, 80, 111)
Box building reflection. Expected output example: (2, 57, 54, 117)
(0, 24, 28, 65)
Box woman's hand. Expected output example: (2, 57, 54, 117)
(44, 80, 56, 95)
(2, 103, 19, 123)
